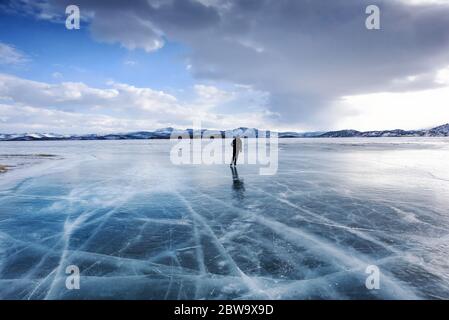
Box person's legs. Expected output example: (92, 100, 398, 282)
(231, 145, 237, 166)
(234, 151, 239, 166)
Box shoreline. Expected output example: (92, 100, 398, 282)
(0, 154, 60, 175)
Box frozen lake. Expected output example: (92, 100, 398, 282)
(1, 138, 449, 299)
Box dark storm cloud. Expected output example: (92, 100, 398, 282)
(5, 0, 449, 129)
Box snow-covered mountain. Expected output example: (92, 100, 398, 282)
(0, 133, 69, 141)
(319, 124, 449, 138)
(428, 123, 449, 136)
(1, 124, 449, 141)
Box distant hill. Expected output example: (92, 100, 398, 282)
(1, 124, 448, 141)
(319, 123, 449, 138)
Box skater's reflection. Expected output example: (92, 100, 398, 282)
(230, 166, 245, 200)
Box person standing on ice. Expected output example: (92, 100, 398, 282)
(231, 136, 242, 167)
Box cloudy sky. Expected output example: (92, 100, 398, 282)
(1, 0, 449, 134)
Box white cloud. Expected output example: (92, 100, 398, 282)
(0, 103, 164, 133)
(124, 60, 137, 66)
(52, 72, 63, 79)
(396, 0, 449, 6)
(334, 87, 449, 131)
(0, 73, 275, 133)
(0, 74, 119, 108)
(193, 84, 234, 108)
(90, 11, 164, 53)
(6, 70, 449, 134)
(331, 64, 449, 131)
(436, 66, 449, 85)
(0, 43, 29, 65)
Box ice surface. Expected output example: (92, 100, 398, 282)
(1, 138, 449, 299)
